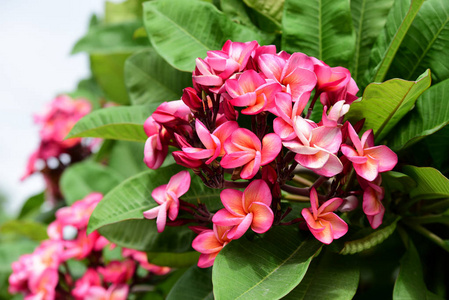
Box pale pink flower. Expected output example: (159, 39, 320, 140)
(258, 52, 317, 102)
(85, 284, 129, 300)
(302, 188, 348, 244)
(319, 100, 350, 127)
(181, 120, 239, 164)
(225, 70, 282, 114)
(192, 224, 233, 268)
(143, 171, 191, 232)
(283, 117, 343, 177)
(212, 180, 274, 239)
(143, 116, 169, 169)
(273, 92, 309, 140)
(221, 129, 282, 179)
(26, 268, 59, 300)
(341, 123, 397, 181)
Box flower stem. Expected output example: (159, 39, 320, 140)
(403, 221, 449, 253)
(224, 180, 249, 189)
(283, 194, 310, 202)
(292, 175, 314, 187)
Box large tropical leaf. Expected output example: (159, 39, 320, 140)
(125, 48, 192, 105)
(345, 69, 431, 143)
(403, 166, 449, 200)
(282, 251, 359, 300)
(143, 0, 264, 72)
(104, 0, 146, 24)
(368, 0, 425, 83)
(386, 78, 449, 151)
(387, 0, 449, 84)
(282, 0, 355, 67)
(350, 0, 395, 83)
(213, 227, 322, 300)
(167, 266, 214, 300)
(67, 104, 158, 142)
(243, 0, 284, 27)
(60, 161, 124, 205)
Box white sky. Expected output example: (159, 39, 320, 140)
(0, 1, 106, 214)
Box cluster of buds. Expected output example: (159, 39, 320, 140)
(9, 193, 170, 299)
(142, 40, 398, 268)
(21, 95, 95, 203)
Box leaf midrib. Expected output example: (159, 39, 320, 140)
(353, 0, 367, 80)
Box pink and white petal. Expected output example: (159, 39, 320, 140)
(260, 133, 282, 165)
(196, 120, 216, 150)
(192, 231, 224, 254)
(227, 213, 253, 239)
(360, 130, 374, 149)
(320, 213, 348, 239)
(274, 92, 293, 120)
(309, 188, 319, 216)
(365, 146, 398, 172)
(284, 68, 317, 100)
(212, 209, 245, 226)
(313, 152, 343, 177)
(347, 123, 363, 154)
(156, 202, 168, 233)
(244, 179, 272, 207)
(230, 92, 258, 107)
(363, 187, 383, 215)
(213, 121, 240, 155)
(168, 170, 191, 197)
(151, 185, 168, 205)
(274, 118, 295, 140)
(289, 145, 321, 155)
(225, 78, 244, 97)
(241, 93, 266, 115)
(292, 117, 315, 145)
(221, 151, 255, 169)
(168, 199, 179, 221)
(341, 145, 368, 164)
(240, 153, 260, 179)
(249, 202, 274, 233)
(295, 150, 329, 170)
(353, 157, 379, 182)
(230, 128, 261, 151)
(220, 189, 245, 216)
(193, 75, 223, 87)
(258, 54, 285, 82)
(366, 205, 385, 229)
(318, 197, 344, 215)
(239, 70, 266, 93)
(197, 252, 220, 268)
(182, 147, 215, 160)
(311, 126, 342, 153)
(302, 208, 321, 230)
(310, 220, 334, 244)
(284, 52, 314, 76)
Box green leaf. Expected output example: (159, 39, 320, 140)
(243, 0, 284, 27)
(67, 105, 158, 142)
(88, 167, 222, 234)
(387, 0, 449, 84)
(382, 171, 416, 193)
(403, 166, 449, 200)
(108, 141, 149, 178)
(147, 251, 200, 268)
(350, 0, 395, 83)
(386, 78, 449, 151)
(282, 0, 355, 67)
(0, 220, 48, 242)
(67, 77, 105, 110)
(368, 0, 426, 83)
(424, 126, 449, 171)
(17, 192, 44, 220)
(393, 241, 427, 300)
(167, 266, 214, 300)
(0, 240, 37, 274)
(143, 0, 263, 72)
(345, 69, 431, 143)
(60, 161, 124, 205)
(125, 48, 192, 105)
(105, 0, 146, 24)
(282, 251, 359, 300)
(213, 227, 322, 299)
(98, 219, 195, 252)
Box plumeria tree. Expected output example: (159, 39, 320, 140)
(2, 0, 449, 299)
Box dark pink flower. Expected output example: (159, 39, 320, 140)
(192, 224, 232, 268)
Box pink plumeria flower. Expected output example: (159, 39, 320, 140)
(319, 100, 350, 127)
(72, 268, 102, 300)
(98, 260, 135, 284)
(212, 180, 274, 239)
(302, 188, 348, 244)
(221, 128, 282, 179)
(258, 52, 317, 102)
(225, 70, 282, 114)
(359, 175, 385, 229)
(182, 87, 203, 111)
(273, 92, 309, 140)
(283, 117, 343, 177)
(143, 116, 169, 170)
(143, 171, 191, 232)
(85, 284, 129, 300)
(27, 268, 59, 300)
(181, 120, 239, 164)
(122, 249, 171, 275)
(341, 123, 398, 182)
(192, 224, 233, 268)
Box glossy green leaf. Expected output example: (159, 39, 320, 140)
(282, 0, 355, 67)
(60, 161, 124, 205)
(167, 266, 214, 300)
(346, 69, 431, 143)
(369, 0, 425, 83)
(105, 0, 146, 24)
(382, 171, 416, 193)
(147, 251, 200, 268)
(213, 227, 322, 299)
(403, 166, 449, 200)
(18, 192, 44, 220)
(393, 242, 427, 300)
(98, 219, 195, 252)
(243, 0, 284, 27)
(386, 79, 449, 151)
(143, 0, 263, 72)
(282, 251, 359, 300)
(387, 0, 449, 84)
(0, 220, 48, 242)
(108, 141, 148, 178)
(424, 126, 449, 171)
(67, 105, 158, 142)
(88, 167, 222, 234)
(125, 48, 192, 105)
(350, 0, 395, 82)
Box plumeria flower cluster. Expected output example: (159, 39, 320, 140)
(21, 95, 96, 203)
(142, 40, 398, 268)
(9, 193, 170, 299)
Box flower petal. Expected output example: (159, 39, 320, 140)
(260, 133, 282, 165)
(243, 179, 272, 207)
(219, 189, 245, 215)
(227, 213, 253, 239)
(192, 231, 223, 254)
(249, 202, 274, 233)
(365, 146, 398, 173)
(212, 209, 245, 226)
